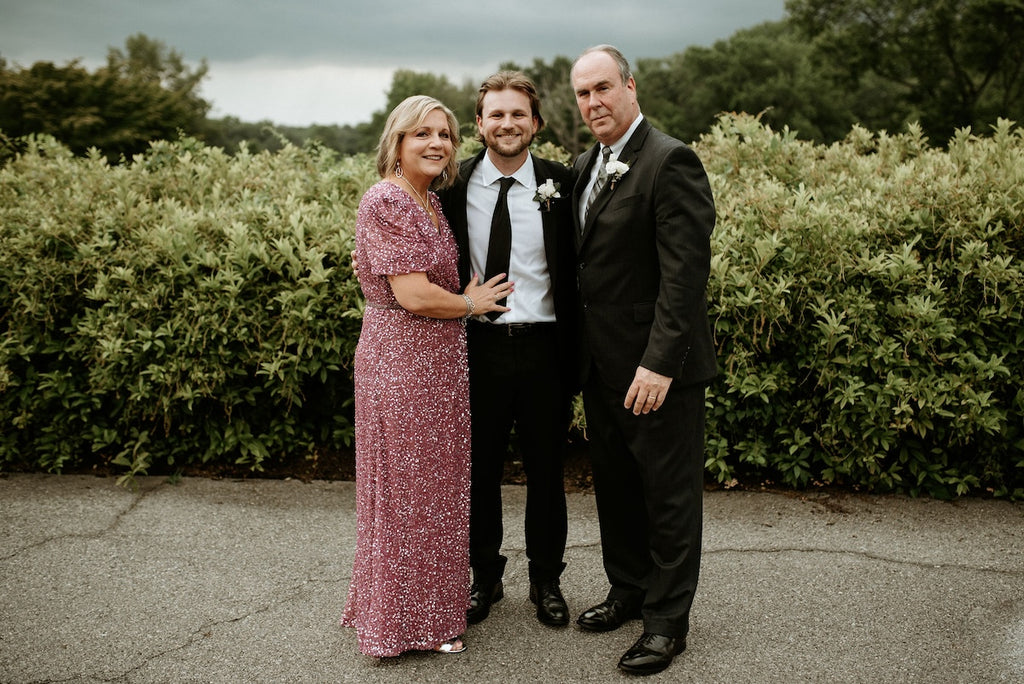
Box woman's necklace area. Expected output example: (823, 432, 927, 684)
(397, 175, 436, 221)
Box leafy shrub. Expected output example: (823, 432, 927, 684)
(0, 135, 368, 484)
(1, 116, 1021, 497)
(696, 115, 1023, 497)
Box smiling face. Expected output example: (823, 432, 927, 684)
(397, 108, 453, 185)
(477, 88, 539, 164)
(571, 50, 639, 146)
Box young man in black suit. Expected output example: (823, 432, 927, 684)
(569, 45, 717, 675)
(440, 71, 579, 628)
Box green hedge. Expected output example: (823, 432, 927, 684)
(1, 115, 1021, 496)
(0, 136, 367, 485)
(698, 115, 1023, 497)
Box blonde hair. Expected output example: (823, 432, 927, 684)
(376, 95, 460, 190)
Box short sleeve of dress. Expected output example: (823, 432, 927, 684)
(359, 187, 434, 276)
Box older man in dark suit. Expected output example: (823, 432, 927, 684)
(569, 45, 717, 676)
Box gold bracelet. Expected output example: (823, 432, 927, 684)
(461, 294, 475, 319)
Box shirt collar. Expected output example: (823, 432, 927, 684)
(479, 151, 536, 190)
(604, 112, 644, 159)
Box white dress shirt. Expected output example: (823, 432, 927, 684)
(467, 152, 555, 324)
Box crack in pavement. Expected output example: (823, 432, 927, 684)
(705, 545, 1022, 575)
(103, 566, 350, 682)
(1, 480, 166, 562)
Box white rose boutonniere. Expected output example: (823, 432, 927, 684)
(533, 178, 562, 212)
(605, 153, 630, 190)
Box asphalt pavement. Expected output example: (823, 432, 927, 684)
(1, 473, 1022, 683)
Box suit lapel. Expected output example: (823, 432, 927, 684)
(615, 119, 649, 170)
(577, 120, 652, 246)
(533, 156, 561, 286)
(573, 145, 601, 240)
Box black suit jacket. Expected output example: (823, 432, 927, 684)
(440, 150, 580, 394)
(572, 118, 716, 392)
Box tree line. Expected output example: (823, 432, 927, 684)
(2, 0, 1022, 162)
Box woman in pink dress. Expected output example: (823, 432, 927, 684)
(341, 95, 513, 658)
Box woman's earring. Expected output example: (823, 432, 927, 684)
(442, 170, 448, 182)
(395, 161, 403, 178)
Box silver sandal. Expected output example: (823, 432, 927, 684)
(434, 637, 467, 654)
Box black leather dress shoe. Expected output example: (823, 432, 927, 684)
(575, 598, 641, 632)
(617, 632, 686, 675)
(466, 580, 503, 625)
(529, 580, 569, 627)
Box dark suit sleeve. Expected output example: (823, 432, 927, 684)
(535, 158, 582, 395)
(640, 144, 716, 377)
(437, 157, 476, 289)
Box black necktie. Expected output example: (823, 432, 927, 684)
(483, 176, 516, 320)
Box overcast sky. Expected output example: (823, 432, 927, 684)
(1, 0, 788, 127)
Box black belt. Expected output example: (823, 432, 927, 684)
(468, 320, 556, 337)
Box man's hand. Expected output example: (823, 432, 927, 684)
(351, 249, 360, 279)
(624, 366, 673, 415)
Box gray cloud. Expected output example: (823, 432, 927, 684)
(0, 0, 787, 125)
(2, 0, 785, 66)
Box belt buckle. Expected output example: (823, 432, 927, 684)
(505, 323, 531, 336)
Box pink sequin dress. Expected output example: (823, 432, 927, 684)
(340, 180, 471, 657)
